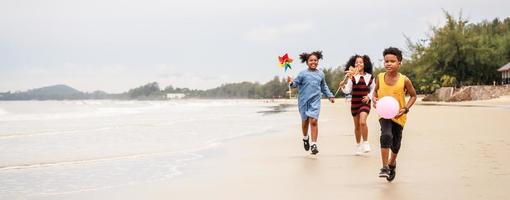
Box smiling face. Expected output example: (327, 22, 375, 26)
(307, 55, 319, 70)
(355, 57, 364, 73)
(384, 54, 401, 73)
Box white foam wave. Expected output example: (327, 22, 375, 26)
(0, 127, 114, 139)
(0, 108, 7, 115)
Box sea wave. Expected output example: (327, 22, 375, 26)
(0, 108, 7, 115)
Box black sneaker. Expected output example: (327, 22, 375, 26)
(303, 138, 310, 151)
(310, 144, 319, 155)
(379, 167, 390, 178)
(389, 163, 396, 170)
(387, 163, 396, 182)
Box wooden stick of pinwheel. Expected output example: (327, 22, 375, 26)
(335, 66, 360, 97)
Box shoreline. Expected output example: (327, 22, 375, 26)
(29, 96, 510, 200)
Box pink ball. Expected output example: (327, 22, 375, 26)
(376, 96, 400, 119)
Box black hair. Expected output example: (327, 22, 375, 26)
(344, 54, 373, 74)
(299, 51, 323, 63)
(383, 47, 403, 61)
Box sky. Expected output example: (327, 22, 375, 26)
(1, 0, 509, 93)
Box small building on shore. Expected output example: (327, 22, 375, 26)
(166, 93, 186, 99)
(498, 62, 510, 84)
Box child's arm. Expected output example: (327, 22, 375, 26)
(396, 77, 417, 117)
(403, 77, 417, 111)
(320, 75, 335, 103)
(372, 75, 379, 108)
(339, 77, 353, 94)
(288, 73, 301, 88)
(367, 77, 376, 100)
(362, 76, 376, 104)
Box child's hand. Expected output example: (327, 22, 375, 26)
(346, 66, 358, 78)
(287, 76, 293, 83)
(345, 71, 354, 79)
(329, 97, 335, 103)
(372, 96, 378, 108)
(395, 108, 406, 117)
(338, 80, 345, 88)
(361, 96, 370, 104)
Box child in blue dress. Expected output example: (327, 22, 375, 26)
(287, 51, 335, 155)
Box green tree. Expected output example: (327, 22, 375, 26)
(404, 11, 510, 93)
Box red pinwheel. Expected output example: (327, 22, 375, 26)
(278, 53, 293, 72)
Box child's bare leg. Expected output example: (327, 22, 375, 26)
(352, 115, 361, 144)
(309, 118, 318, 142)
(359, 112, 369, 142)
(301, 118, 310, 137)
(389, 153, 398, 166)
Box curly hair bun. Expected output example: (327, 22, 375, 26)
(299, 51, 323, 63)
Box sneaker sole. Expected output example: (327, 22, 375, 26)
(379, 174, 390, 178)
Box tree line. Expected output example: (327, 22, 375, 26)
(401, 11, 510, 93)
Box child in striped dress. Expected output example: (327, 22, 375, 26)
(339, 55, 375, 155)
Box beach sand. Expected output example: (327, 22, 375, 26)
(35, 97, 510, 200)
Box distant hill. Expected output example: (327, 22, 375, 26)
(0, 84, 90, 100)
(26, 84, 83, 96)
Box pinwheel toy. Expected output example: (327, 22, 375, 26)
(278, 53, 293, 72)
(278, 53, 293, 99)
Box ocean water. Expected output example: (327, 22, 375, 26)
(0, 100, 295, 198)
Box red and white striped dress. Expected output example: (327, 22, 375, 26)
(349, 75, 374, 116)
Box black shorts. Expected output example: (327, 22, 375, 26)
(379, 118, 403, 154)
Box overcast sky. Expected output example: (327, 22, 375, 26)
(1, 0, 509, 93)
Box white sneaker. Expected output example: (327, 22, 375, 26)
(362, 141, 371, 153)
(355, 143, 363, 155)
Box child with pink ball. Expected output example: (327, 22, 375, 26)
(373, 47, 417, 181)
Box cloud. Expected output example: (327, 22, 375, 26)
(2, 0, 510, 93)
(243, 22, 314, 43)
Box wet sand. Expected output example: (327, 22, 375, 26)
(35, 96, 510, 200)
